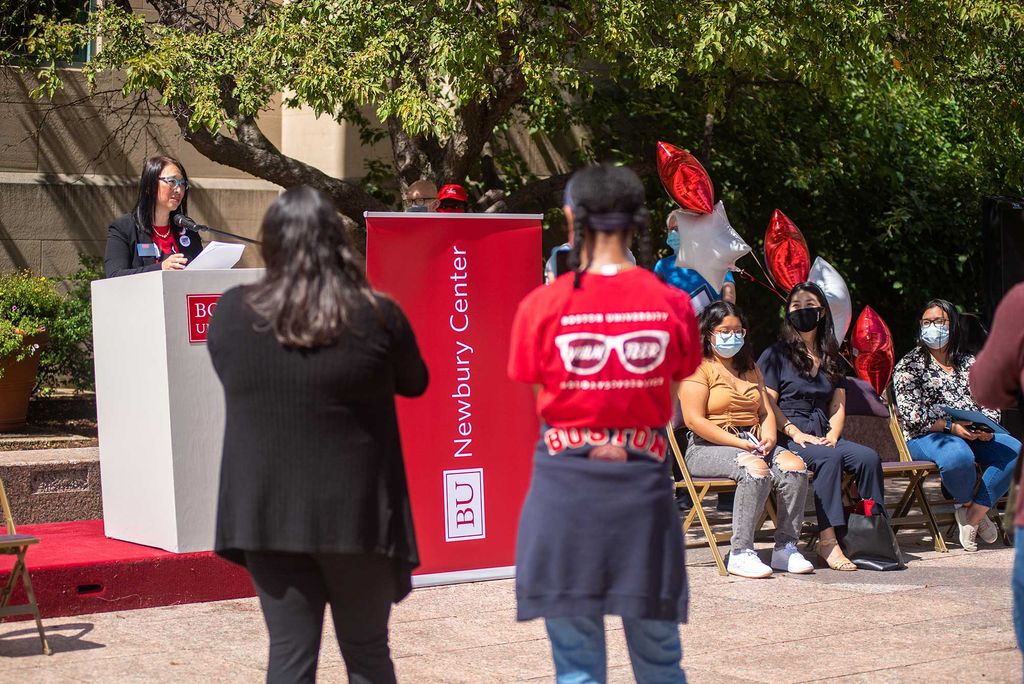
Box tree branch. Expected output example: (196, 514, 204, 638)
(503, 171, 572, 214)
(175, 108, 387, 224)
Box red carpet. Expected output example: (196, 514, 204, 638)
(0, 520, 254, 619)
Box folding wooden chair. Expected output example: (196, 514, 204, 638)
(841, 378, 947, 553)
(666, 425, 782, 576)
(667, 425, 735, 576)
(0, 476, 50, 655)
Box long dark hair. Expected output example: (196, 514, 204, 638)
(779, 281, 844, 384)
(134, 155, 188, 237)
(245, 186, 377, 348)
(565, 164, 649, 288)
(699, 301, 755, 374)
(917, 298, 967, 365)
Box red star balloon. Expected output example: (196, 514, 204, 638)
(764, 209, 811, 292)
(656, 141, 714, 214)
(851, 306, 895, 396)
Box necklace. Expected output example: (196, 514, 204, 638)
(153, 225, 171, 239)
(590, 262, 632, 276)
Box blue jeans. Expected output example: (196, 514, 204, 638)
(545, 616, 686, 684)
(907, 432, 1020, 508)
(1015, 531, 1024, 654)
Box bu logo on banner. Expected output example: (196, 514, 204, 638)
(187, 294, 221, 344)
(443, 468, 486, 541)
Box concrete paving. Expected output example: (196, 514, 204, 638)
(1, 534, 1019, 683)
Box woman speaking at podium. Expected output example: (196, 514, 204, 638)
(104, 155, 204, 278)
(208, 186, 428, 684)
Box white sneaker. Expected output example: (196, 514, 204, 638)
(977, 513, 999, 544)
(955, 507, 979, 552)
(728, 549, 773, 579)
(771, 542, 815, 574)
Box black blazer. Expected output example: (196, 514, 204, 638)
(104, 213, 204, 278)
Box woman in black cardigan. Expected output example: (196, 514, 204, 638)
(208, 186, 428, 684)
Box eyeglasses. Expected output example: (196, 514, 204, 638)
(920, 319, 949, 329)
(159, 177, 190, 190)
(712, 328, 746, 338)
(404, 197, 436, 207)
(554, 330, 670, 376)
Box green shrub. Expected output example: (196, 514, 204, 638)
(42, 256, 104, 392)
(0, 257, 104, 392)
(0, 271, 64, 371)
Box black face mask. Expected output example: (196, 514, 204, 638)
(787, 307, 822, 333)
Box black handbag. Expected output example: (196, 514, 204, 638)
(840, 499, 905, 571)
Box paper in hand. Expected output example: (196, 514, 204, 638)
(185, 241, 245, 270)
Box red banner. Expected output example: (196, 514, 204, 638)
(365, 213, 541, 580)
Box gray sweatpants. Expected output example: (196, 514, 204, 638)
(685, 432, 809, 553)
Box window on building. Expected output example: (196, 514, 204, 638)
(2, 0, 95, 64)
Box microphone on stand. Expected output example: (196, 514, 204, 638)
(172, 214, 262, 245)
(172, 214, 201, 232)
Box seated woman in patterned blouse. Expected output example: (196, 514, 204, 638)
(893, 298, 1021, 552)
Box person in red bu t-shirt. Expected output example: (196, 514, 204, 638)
(508, 165, 699, 684)
(510, 268, 697, 432)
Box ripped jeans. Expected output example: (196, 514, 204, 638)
(685, 433, 809, 553)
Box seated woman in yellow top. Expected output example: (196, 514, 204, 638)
(679, 301, 813, 579)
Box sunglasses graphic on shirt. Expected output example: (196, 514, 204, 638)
(554, 330, 670, 376)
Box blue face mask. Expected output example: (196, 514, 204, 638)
(713, 331, 745, 358)
(920, 323, 950, 350)
(666, 230, 680, 252)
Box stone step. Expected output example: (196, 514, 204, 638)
(0, 447, 100, 525)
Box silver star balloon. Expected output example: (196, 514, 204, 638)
(673, 201, 751, 293)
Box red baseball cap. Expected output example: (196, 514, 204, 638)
(438, 184, 469, 203)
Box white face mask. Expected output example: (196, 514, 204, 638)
(712, 331, 745, 358)
(920, 323, 949, 350)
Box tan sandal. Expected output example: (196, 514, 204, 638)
(817, 539, 857, 571)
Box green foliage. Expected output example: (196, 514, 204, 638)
(582, 70, 1021, 354)
(0, 258, 102, 391)
(41, 255, 103, 392)
(16, 2, 1020, 161)
(0, 271, 64, 373)
(9, 0, 1024, 356)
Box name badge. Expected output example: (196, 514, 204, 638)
(137, 243, 160, 257)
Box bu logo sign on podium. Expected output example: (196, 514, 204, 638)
(187, 294, 221, 344)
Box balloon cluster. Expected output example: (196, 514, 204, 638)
(656, 141, 750, 293)
(657, 140, 894, 397)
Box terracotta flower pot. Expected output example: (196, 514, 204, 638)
(0, 335, 44, 432)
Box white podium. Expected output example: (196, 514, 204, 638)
(91, 269, 263, 552)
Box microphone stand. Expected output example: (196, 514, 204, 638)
(186, 222, 261, 245)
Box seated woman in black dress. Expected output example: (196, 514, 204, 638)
(104, 155, 204, 277)
(757, 282, 884, 571)
(208, 186, 428, 683)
